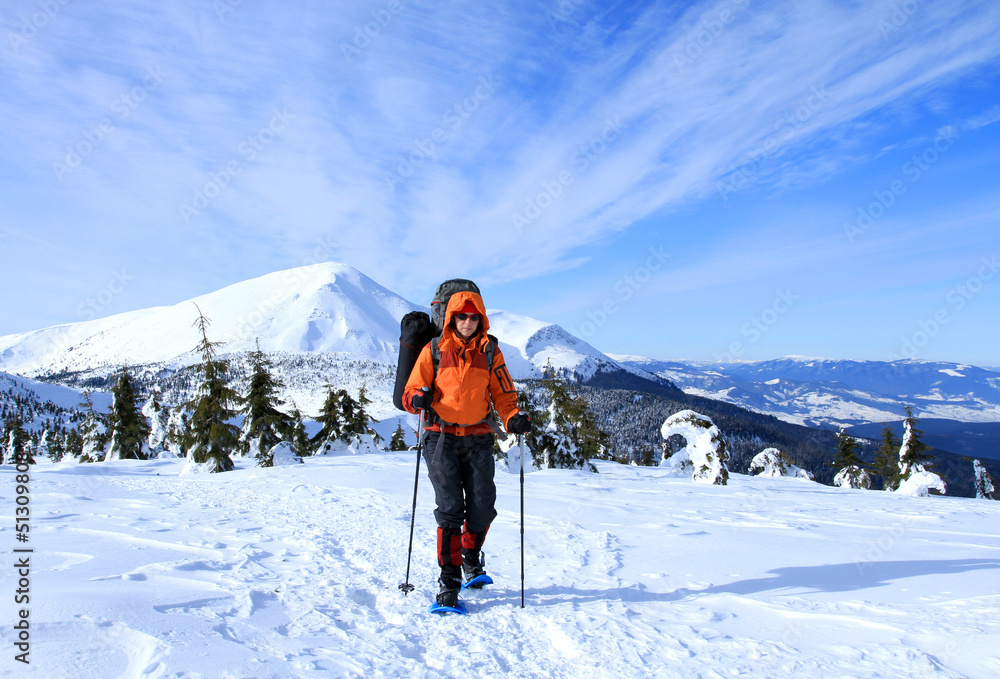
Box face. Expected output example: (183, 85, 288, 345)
(453, 313, 480, 340)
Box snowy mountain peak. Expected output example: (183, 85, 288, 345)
(0, 262, 421, 376)
(0, 263, 656, 417)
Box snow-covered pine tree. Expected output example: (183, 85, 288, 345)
(5, 417, 33, 465)
(143, 388, 170, 457)
(660, 410, 728, 484)
(831, 430, 871, 489)
(47, 429, 66, 462)
(973, 459, 998, 500)
(64, 428, 83, 460)
(77, 391, 106, 463)
(165, 405, 190, 458)
(873, 423, 900, 491)
(311, 385, 344, 455)
(240, 342, 294, 467)
(505, 390, 549, 468)
(35, 429, 50, 462)
(895, 407, 945, 496)
(105, 366, 151, 461)
(897, 407, 934, 480)
(534, 367, 602, 472)
(749, 447, 812, 479)
(389, 422, 409, 451)
(183, 305, 240, 473)
(288, 404, 311, 457)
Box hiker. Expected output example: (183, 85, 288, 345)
(403, 289, 531, 610)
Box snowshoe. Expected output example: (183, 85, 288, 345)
(430, 565, 465, 615)
(428, 600, 468, 615)
(462, 551, 493, 590)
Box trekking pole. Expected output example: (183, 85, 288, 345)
(519, 433, 525, 609)
(399, 410, 427, 595)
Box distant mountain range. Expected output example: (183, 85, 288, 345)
(611, 355, 1000, 462)
(611, 355, 1000, 428)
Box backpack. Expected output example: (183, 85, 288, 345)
(391, 279, 498, 412)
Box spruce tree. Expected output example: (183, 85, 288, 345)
(64, 428, 83, 460)
(240, 342, 293, 467)
(183, 305, 240, 473)
(569, 393, 608, 462)
(510, 389, 549, 468)
(389, 422, 409, 451)
(5, 418, 33, 465)
(311, 385, 344, 455)
(832, 429, 871, 489)
(873, 423, 900, 491)
(106, 366, 151, 461)
(48, 429, 66, 462)
(341, 386, 380, 445)
(897, 406, 934, 482)
(639, 446, 654, 467)
(973, 459, 998, 500)
(288, 404, 311, 457)
(36, 429, 50, 462)
(77, 391, 106, 463)
(534, 367, 602, 472)
(143, 388, 170, 456)
(165, 406, 190, 458)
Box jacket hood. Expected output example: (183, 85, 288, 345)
(441, 291, 489, 344)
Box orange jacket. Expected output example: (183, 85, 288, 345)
(403, 291, 520, 436)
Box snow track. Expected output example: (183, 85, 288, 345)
(3, 455, 999, 677)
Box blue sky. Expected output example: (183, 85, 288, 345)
(1, 0, 998, 366)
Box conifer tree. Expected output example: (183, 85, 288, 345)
(47, 429, 66, 462)
(143, 388, 170, 456)
(36, 429, 50, 461)
(5, 418, 33, 465)
(311, 385, 344, 455)
(288, 404, 311, 457)
(341, 386, 380, 445)
(832, 429, 871, 489)
(972, 459, 998, 500)
(897, 406, 934, 482)
(572, 392, 609, 462)
(77, 391, 106, 463)
(509, 390, 549, 468)
(389, 422, 409, 451)
(639, 446, 654, 467)
(183, 305, 240, 473)
(64, 428, 83, 460)
(240, 342, 293, 467)
(165, 406, 190, 458)
(533, 367, 603, 472)
(105, 366, 151, 461)
(873, 423, 900, 491)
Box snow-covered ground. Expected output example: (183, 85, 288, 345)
(4, 454, 1000, 678)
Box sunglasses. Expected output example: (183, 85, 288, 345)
(455, 313, 481, 321)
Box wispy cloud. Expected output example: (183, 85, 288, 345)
(1, 0, 998, 342)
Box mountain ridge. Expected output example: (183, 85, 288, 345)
(0, 262, 665, 417)
(612, 354, 1000, 428)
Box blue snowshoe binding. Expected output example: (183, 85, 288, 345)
(429, 566, 467, 615)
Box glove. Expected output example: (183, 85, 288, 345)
(508, 413, 531, 434)
(410, 389, 433, 411)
